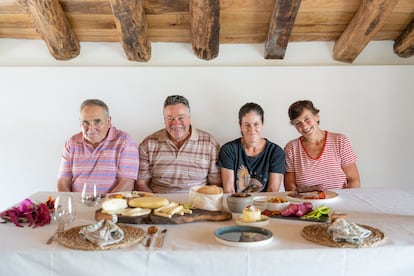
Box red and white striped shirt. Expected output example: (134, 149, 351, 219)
(284, 131, 357, 190)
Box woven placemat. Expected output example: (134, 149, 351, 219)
(301, 223, 385, 248)
(56, 223, 145, 251)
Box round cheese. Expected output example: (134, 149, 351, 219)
(101, 198, 128, 212)
(128, 197, 169, 209)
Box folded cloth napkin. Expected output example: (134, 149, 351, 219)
(79, 220, 124, 248)
(327, 218, 371, 245)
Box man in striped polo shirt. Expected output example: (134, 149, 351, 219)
(57, 99, 139, 194)
(136, 95, 221, 193)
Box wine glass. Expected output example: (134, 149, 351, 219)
(53, 195, 76, 227)
(81, 182, 100, 207)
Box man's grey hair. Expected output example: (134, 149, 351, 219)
(163, 95, 190, 113)
(80, 99, 110, 118)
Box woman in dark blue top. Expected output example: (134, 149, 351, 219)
(217, 103, 285, 193)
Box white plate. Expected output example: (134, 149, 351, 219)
(286, 191, 338, 205)
(235, 215, 269, 227)
(214, 225, 273, 247)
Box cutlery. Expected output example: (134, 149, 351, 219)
(46, 223, 65, 244)
(155, 229, 167, 248)
(145, 226, 158, 248)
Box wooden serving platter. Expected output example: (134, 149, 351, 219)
(95, 208, 232, 225)
(262, 210, 329, 223)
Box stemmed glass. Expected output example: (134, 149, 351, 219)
(47, 195, 76, 244)
(54, 194, 76, 226)
(81, 182, 100, 207)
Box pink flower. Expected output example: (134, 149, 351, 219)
(18, 198, 35, 214)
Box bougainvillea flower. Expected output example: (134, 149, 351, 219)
(18, 198, 35, 214)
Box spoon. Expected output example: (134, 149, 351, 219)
(145, 226, 158, 248)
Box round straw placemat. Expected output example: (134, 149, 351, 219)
(56, 223, 145, 250)
(301, 223, 385, 248)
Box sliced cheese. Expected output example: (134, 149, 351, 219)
(128, 196, 169, 209)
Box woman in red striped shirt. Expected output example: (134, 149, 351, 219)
(284, 100, 360, 192)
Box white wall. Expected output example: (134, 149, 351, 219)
(1, 65, 413, 210)
(1, 39, 413, 210)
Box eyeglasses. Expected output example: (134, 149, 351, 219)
(81, 119, 105, 128)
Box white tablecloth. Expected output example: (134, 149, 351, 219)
(1, 187, 414, 276)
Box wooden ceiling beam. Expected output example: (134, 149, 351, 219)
(333, 0, 399, 63)
(394, 18, 414, 58)
(17, 0, 79, 60)
(109, 0, 151, 62)
(264, 0, 302, 59)
(189, 0, 220, 60)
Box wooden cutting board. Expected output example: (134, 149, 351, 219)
(95, 208, 232, 224)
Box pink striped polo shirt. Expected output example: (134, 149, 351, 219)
(284, 131, 357, 190)
(58, 126, 139, 193)
(138, 127, 221, 193)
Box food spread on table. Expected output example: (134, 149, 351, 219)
(0, 188, 388, 250)
(96, 189, 232, 224)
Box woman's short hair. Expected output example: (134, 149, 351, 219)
(288, 100, 320, 123)
(238, 102, 264, 125)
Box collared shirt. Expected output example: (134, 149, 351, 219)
(138, 127, 221, 193)
(284, 131, 357, 190)
(58, 126, 139, 193)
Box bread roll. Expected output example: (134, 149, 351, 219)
(128, 197, 169, 209)
(197, 185, 222, 195)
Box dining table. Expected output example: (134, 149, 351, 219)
(0, 187, 413, 276)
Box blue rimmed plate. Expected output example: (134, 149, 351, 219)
(214, 225, 273, 247)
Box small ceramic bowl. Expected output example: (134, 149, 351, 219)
(226, 193, 253, 213)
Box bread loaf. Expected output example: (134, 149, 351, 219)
(128, 197, 169, 209)
(197, 185, 222, 195)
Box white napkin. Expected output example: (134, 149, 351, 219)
(327, 218, 371, 245)
(79, 220, 124, 248)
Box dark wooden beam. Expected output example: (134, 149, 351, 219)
(394, 18, 414, 58)
(109, 0, 151, 62)
(333, 0, 398, 63)
(189, 0, 220, 60)
(264, 0, 302, 59)
(17, 0, 80, 60)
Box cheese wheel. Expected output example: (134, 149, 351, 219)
(101, 198, 128, 212)
(128, 197, 169, 209)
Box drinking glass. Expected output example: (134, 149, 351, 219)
(53, 195, 76, 227)
(81, 182, 100, 207)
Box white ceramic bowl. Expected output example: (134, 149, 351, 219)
(266, 201, 290, 211)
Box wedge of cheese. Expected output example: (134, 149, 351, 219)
(120, 207, 151, 217)
(128, 197, 169, 209)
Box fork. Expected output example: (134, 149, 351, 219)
(46, 223, 65, 244)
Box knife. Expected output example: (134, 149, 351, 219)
(155, 229, 167, 248)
